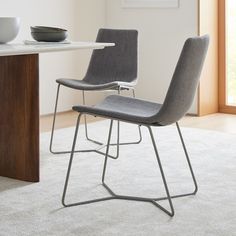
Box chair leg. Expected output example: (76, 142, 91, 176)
(62, 121, 175, 217)
(62, 114, 81, 206)
(49, 84, 62, 154)
(61, 122, 198, 217)
(62, 117, 116, 207)
(102, 126, 175, 217)
(147, 126, 175, 216)
(152, 123, 198, 202)
(82, 90, 103, 145)
(176, 122, 198, 194)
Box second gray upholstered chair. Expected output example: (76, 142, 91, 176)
(50, 28, 142, 157)
(61, 35, 209, 217)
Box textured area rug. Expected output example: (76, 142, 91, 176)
(0, 120, 236, 236)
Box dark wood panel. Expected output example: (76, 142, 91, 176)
(0, 54, 39, 182)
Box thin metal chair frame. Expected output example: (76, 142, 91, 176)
(49, 84, 142, 159)
(62, 113, 198, 217)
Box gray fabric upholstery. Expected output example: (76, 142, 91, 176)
(152, 35, 209, 125)
(73, 35, 209, 126)
(73, 95, 162, 124)
(55, 79, 120, 91)
(57, 28, 138, 90)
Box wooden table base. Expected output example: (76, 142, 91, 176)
(0, 54, 39, 182)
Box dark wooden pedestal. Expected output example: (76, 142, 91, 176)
(0, 54, 39, 182)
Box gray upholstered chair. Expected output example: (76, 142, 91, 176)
(50, 28, 142, 157)
(62, 35, 209, 217)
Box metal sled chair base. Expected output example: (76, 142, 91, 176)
(61, 114, 198, 217)
(62, 181, 198, 217)
(49, 85, 142, 159)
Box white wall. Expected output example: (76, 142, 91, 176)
(74, 0, 107, 105)
(0, 0, 106, 115)
(1, 0, 199, 115)
(0, 0, 78, 115)
(105, 0, 199, 113)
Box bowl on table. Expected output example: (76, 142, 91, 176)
(30, 26, 68, 42)
(0, 17, 20, 44)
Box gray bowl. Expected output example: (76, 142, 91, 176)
(30, 26, 68, 42)
(31, 31, 68, 42)
(0, 17, 20, 43)
(31, 26, 67, 33)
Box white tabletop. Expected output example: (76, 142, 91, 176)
(0, 41, 115, 57)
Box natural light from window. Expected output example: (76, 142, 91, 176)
(226, 0, 236, 105)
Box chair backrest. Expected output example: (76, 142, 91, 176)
(83, 28, 138, 85)
(153, 35, 209, 126)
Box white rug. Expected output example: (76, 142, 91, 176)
(0, 120, 236, 236)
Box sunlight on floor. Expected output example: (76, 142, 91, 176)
(40, 111, 236, 134)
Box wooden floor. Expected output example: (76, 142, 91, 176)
(40, 111, 236, 134)
(40, 111, 104, 133)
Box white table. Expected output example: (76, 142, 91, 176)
(0, 41, 114, 182)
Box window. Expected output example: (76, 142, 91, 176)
(219, 0, 236, 113)
(226, 0, 236, 105)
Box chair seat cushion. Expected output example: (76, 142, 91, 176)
(56, 78, 122, 90)
(73, 95, 162, 125)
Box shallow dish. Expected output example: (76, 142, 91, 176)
(31, 31, 68, 42)
(31, 26, 67, 33)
